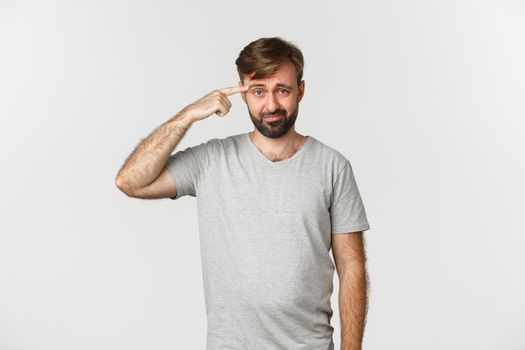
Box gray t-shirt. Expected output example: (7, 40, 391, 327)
(166, 132, 370, 350)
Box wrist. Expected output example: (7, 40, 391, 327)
(171, 110, 195, 130)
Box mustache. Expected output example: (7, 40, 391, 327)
(260, 109, 287, 118)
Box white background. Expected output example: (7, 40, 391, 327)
(1, 0, 524, 349)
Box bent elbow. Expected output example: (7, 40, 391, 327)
(115, 176, 135, 197)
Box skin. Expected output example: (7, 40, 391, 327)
(332, 231, 368, 350)
(239, 60, 308, 161)
(115, 85, 248, 198)
(240, 61, 368, 348)
(115, 60, 368, 349)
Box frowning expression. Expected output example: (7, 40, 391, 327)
(240, 61, 305, 138)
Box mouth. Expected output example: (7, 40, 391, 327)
(263, 114, 283, 122)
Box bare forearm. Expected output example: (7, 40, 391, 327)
(339, 263, 368, 350)
(116, 110, 194, 192)
(116, 84, 248, 194)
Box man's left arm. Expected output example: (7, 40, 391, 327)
(331, 231, 368, 350)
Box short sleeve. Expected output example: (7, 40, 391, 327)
(329, 161, 370, 234)
(165, 141, 209, 200)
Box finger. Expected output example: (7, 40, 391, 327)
(215, 94, 231, 109)
(220, 95, 232, 109)
(215, 104, 229, 117)
(215, 96, 231, 111)
(219, 85, 250, 96)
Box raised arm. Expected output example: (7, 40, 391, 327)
(115, 111, 193, 198)
(115, 85, 249, 199)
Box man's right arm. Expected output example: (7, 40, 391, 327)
(115, 111, 194, 199)
(115, 85, 249, 199)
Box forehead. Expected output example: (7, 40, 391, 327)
(244, 61, 297, 87)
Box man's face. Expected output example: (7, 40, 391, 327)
(240, 61, 305, 139)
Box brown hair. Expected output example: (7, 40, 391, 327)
(235, 37, 304, 85)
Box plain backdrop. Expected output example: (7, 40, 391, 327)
(1, 0, 524, 349)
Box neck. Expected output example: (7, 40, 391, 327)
(249, 128, 307, 161)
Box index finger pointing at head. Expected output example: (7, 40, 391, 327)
(219, 85, 250, 96)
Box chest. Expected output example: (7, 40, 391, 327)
(200, 161, 332, 220)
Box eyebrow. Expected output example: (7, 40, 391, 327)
(249, 83, 293, 90)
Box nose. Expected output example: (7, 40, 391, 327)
(265, 92, 280, 113)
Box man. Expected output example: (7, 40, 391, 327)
(116, 37, 370, 350)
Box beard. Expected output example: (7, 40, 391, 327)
(248, 102, 299, 139)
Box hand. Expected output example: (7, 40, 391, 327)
(181, 85, 249, 122)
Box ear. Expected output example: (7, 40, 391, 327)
(239, 81, 247, 104)
(297, 80, 305, 102)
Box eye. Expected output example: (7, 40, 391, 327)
(253, 89, 264, 96)
(278, 89, 289, 94)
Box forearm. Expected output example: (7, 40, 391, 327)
(116, 109, 194, 192)
(339, 262, 368, 350)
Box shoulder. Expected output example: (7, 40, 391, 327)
(194, 132, 245, 154)
(307, 135, 351, 170)
(307, 137, 365, 200)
